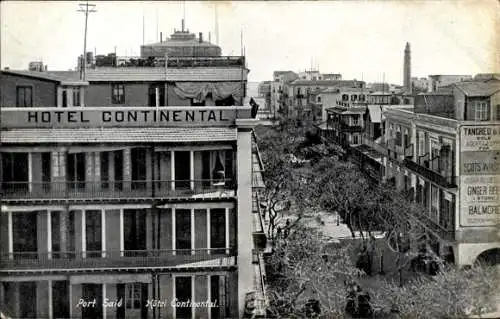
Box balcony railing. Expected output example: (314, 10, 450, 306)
(403, 159, 457, 188)
(0, 179, 235, 201)
(94, 56, 245, 68)
(340, 122, 364, 132)
(0, 248, 236, 271)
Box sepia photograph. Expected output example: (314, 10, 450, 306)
(0, 0, 499, 318)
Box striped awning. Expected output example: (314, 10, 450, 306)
(1, 127, 237, 144)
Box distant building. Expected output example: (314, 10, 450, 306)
(28, 61, 47, 72)
(322, 73, 342, 80)
(141, 20, 221, 58)
(350, 75, 500, 266)
(270, 71, 298, 118)
(411, 77, 429, 92)
(428, 74, 472, 92)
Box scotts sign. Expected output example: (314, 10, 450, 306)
(460, 124, 500, 227)
(0, 107, 252, 128)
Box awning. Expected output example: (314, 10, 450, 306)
(173, 82, 243, 101)
(70, 273, 152, 284)
(1, 127, 237, 144)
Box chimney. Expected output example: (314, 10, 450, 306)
(181, 19, 185, 32)
(199, 32, 203, 43)
(160, 32, 163, 43)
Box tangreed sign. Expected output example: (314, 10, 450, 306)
(0, 107, 251, 128)
(460, 125, 500, 227)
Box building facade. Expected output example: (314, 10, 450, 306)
(352, 76, 500, 266)
(428, 74, 473, 93)
(0, 38, 266, 319)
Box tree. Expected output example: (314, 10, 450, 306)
(368, 264, 499, 318)
(266, 227, 362, 318)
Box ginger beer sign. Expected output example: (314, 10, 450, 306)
(460, 125, 500, 227)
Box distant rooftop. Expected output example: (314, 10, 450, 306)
(454, 79, 500, 97)
(289, 79, 364, 87)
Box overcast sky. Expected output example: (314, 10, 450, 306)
(1, 1, 499, 83)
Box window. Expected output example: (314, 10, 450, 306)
(73, 89, 81, 106)
(131, 148, 147, 189)
(317, 96, 322, 103)
(1, 152, 29, 186)
(12, 211, 38, 256)
(359, 94, 365, 102)
(211, 208, 226, 254)
(62, 90, 68, 107)
(148, 84, 165, 107)
(352, 115, 359, 125)
(351, 94, 357, 101)
(124, 209, 146, 253)
(126, 283, 143, 309)
(474, 101, 489, 121)
(175, 277, 192, 318)
(175, 209, 191, 253)
(342, 94, 349, 101)
(16, 86, 33, 107)
(112, 83, 125, 104)
(85, 210, 102, 257)
(66, 153, 86, 189)
(496, 105, 500, 120)
(403, 128, 410, 148)
(352, 134, 359, 144)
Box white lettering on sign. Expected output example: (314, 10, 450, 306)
(460, 125, 500, 227)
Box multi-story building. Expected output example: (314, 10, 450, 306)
(284, 79, 365, 118)
(0, 25, 267, 319)
(355, 75, 500, 266)
(270, 71, 298, 119)
(428, 74, 473, 92)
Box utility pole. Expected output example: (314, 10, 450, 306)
(77, 2, 97, 80)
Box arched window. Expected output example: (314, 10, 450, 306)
(351, 95, 357, 101)
(359, 94, 365, 102)
(342, 94, 349, 101)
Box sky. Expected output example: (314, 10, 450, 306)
(1, 0, 499, 84)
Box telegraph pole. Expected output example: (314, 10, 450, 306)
(77, 2, 97, 80)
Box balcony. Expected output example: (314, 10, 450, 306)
(403, 158, 457, 188)
(0, 179, 236, 203)
(0, 248, 237, 273)
(340, 122, 364, 132)
(404, 143, 414, 159)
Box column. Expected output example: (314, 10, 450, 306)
(189, 151, 194, 191)
(59, 210, 68, 256)
(69, 283, 73, 318)
(79, 87, 85, 107)
(225, 208, 230, 254)
(48, 280, 53, 319)
(236, 128, 254, 317)
(119, 209, 124, 257)
(47, 211, 52, 260)
(67, 87, 74, 107)
(123, 148, 131, 191)
(102, 284, 107, 319)
(28, 152, 33, 193)
(172, 208, 176, 255)
(101, 209, 106, 258)
(8, 211, 13, 260)
(57, 86, 63, 107)
(191, 209, 195, 255)
(191, 276, 195, 319)
(207, 275, 212, 319)
(81, 210, 86, 258)
(207, 209, 211, 255)
(94, 152, 101, 192)
(170, 151, 175, 191)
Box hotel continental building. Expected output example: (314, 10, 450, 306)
(0, 24, 267, 319)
